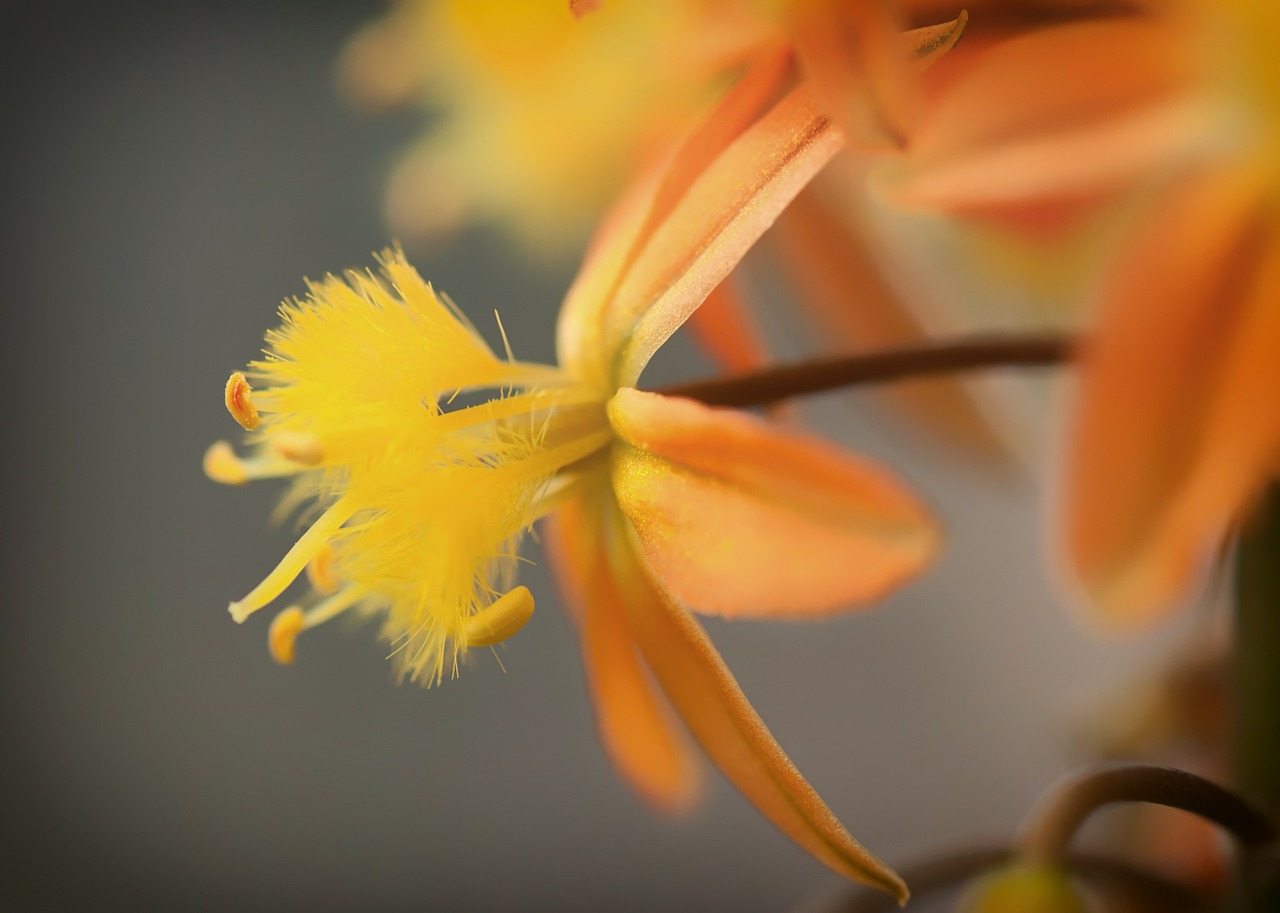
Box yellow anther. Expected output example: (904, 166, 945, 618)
(202, 441, 248, 485)
(271, 430, 324, 465)
(462, 586, 535, 647)
(268, 606, 305, 665)
(225, 372, 260, 431)
(305, 544, 340, 595)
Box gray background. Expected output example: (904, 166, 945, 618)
(0, 4, 1179, 912)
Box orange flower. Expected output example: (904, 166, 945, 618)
(875, 0, 1278, 624)
(208, 74, 939, 900)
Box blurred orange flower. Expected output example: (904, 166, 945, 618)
(208, 74, 939, 900)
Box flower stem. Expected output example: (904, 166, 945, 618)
(1016, 763, 1276, 864)
(823, 844, 1212, 913)
(656, 332, 1075, 408)
(1234, 487, 1280, 909)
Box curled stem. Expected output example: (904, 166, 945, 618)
(1016, 763, 1277, 864)
(656, 332, 1076, 408)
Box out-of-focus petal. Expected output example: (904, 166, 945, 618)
(1062, 168, 1280, 627)
(600, 503, 908, 901)
(789, 2, 969, 150)
(559, 81, 843, 389)
(543, 490, 702, 813)
(772, 185, 1012, 460)
(789, 0, 913, 148)
(888, 14, 1203, 217)
(609, 388, 938, 617)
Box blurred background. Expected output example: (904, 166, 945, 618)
(0, 3, 1188, 911)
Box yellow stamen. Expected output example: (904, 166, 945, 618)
(268, 607, 305, 664)
(271, 430, 324, 465)
(203, 441, 248, 485)
(225, 372, 260, 430)
(268, 586, 365, 664)
(305, 544, 340, 595)
(229, 496, 357, 623)
(462, 586, 535, 647)
(202, 441, 307, 485)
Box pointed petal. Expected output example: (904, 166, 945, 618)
(556, 45, 794, 388)
(543, 490, 702, 813)
(609, 388, 938, 618)
(772, 185, 1012, 460)
(558, 76, 843, 388)
(1062, 169, 1280, 627)
(600, 503, 908, 901)
(889, 15, 1201, 216)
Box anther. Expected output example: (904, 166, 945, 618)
(268, 606, 305, 665)
(462, 586, 535, 647)
(202, 441, 248, 485)
(225, 372, 260, 430)
(305, 545, 340, 595)
(271, 430, 324, 465)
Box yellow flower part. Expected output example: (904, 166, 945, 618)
(209, 75, 940, 900)
(341, 0, 773, 254)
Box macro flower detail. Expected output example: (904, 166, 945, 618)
(207, 78, 940, 900)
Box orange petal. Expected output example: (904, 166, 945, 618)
(600, 502, 908, 901)
(542, 489, 702, 814)
(1062, 168, 1280, 627)
(558, 78, 843, 388)
(556, 44, 795, 388)
(772, 185, 1012, 460)
(788, 0, 913, 149)
(889, 14, 1202, 217)
(609, 388, 939, 618)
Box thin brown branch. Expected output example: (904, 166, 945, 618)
(1017, 763, 1278, 864)
(654, 332, 1076, 409)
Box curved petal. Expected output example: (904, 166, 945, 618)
(609, 388, 939, 618)
(1061, 168, 1280, 627)
(556, 44, 795, 389)
(542, 488, 702, 814)
(557, 76, 844, 389)
(599, 501, 908, 901)
(887, 14, 1202, 216)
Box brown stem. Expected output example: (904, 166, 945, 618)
(817, 844, 1214, 913)
(654, 332, 1076, 408)
(1016, 763, 1277, 864)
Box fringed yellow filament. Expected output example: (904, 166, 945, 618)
(269, 585, 366, 664)
(508, 429, 614, 486)
(270, 430, 324, 465)
(229, 497, 357, 623)
(225, 372, 260, 430)
(433, 386, 602, 434)
(202, 442, 306, 486)
(463, 586, 535, 647)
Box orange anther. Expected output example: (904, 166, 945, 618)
(225, 372, 260, 431)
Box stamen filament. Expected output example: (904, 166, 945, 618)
(229, 496, 357, 623)
(203, 442, 306, 485)
(433, 386, 603, 434)
(268, 586, 366, 665)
